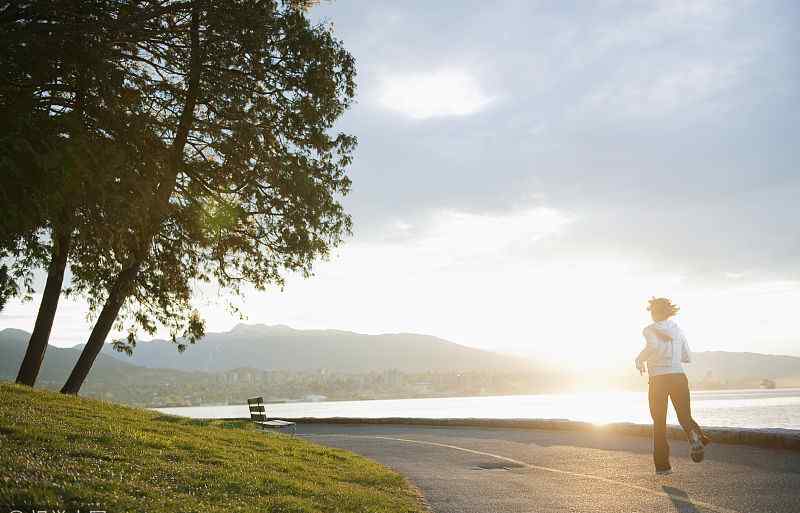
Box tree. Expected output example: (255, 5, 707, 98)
(1, 1, 176, 386)
(59, 0, 356, 394)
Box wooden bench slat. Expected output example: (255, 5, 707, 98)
(256, 420, 295, 427)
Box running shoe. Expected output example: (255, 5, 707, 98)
(690, 431, 705, 462)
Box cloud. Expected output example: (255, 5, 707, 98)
(416, 208, 570, 266)
(579, 61, 743, 120)
(375, 68, 495, 119)
(325, 207, 573, 278)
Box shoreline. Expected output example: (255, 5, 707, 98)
(148, 386, 800, 409)
(217, 416, 800, 451)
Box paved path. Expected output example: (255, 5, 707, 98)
(298, 423, 800, 513)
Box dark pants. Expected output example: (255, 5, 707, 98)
(648, 372, 703, 471)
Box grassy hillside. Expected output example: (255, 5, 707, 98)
(0, 383, 426, 513)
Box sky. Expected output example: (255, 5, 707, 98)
(2, 0, 799, 369)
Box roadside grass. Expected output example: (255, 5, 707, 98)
(0, 382, 426, 512)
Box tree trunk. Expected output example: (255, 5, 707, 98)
(15, 228, 72, 386)
(59, 263, 140, 394)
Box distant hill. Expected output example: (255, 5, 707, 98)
(93, 324, 540, 374)
(0, 328, 139, 385)
(6, 325, 800, 380)
(0, 325, 552, 406)
(0, 328, 206, 391)
(687, 351, 800, 386)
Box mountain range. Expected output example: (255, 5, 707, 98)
(0, 327, 201, 388)
(90, 323, 539, 373)
(2, 324, 799, 405)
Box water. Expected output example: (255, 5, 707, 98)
(154, 388, 800, 430)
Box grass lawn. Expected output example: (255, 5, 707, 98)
(0, 383, 427, 512)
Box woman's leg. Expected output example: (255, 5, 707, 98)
(670, 373, 710, 462)
(669, 373, 702, 436)
(648, 375, 671, 470)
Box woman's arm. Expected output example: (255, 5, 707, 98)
(636, 326, 661, 372)
(680, 332, 692, 363)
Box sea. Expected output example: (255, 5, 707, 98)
(153, 387, 800, 430)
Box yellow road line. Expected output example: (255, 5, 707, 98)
(306, 433, 741, 513)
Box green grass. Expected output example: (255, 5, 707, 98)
(0, 383, 426, 512)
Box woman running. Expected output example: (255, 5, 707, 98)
(636, 297, 710, 475)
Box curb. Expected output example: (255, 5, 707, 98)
(220, 416, 800, 451)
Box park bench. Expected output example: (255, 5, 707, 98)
(247, 396, 296, 434)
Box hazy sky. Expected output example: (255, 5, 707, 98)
(3, 0, 799, 368)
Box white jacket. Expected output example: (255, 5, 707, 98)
(637, 319, 691, 376)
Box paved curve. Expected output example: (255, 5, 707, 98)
(297, 423, 800, 513)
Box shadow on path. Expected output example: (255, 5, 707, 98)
(663, 485, 700, 513)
